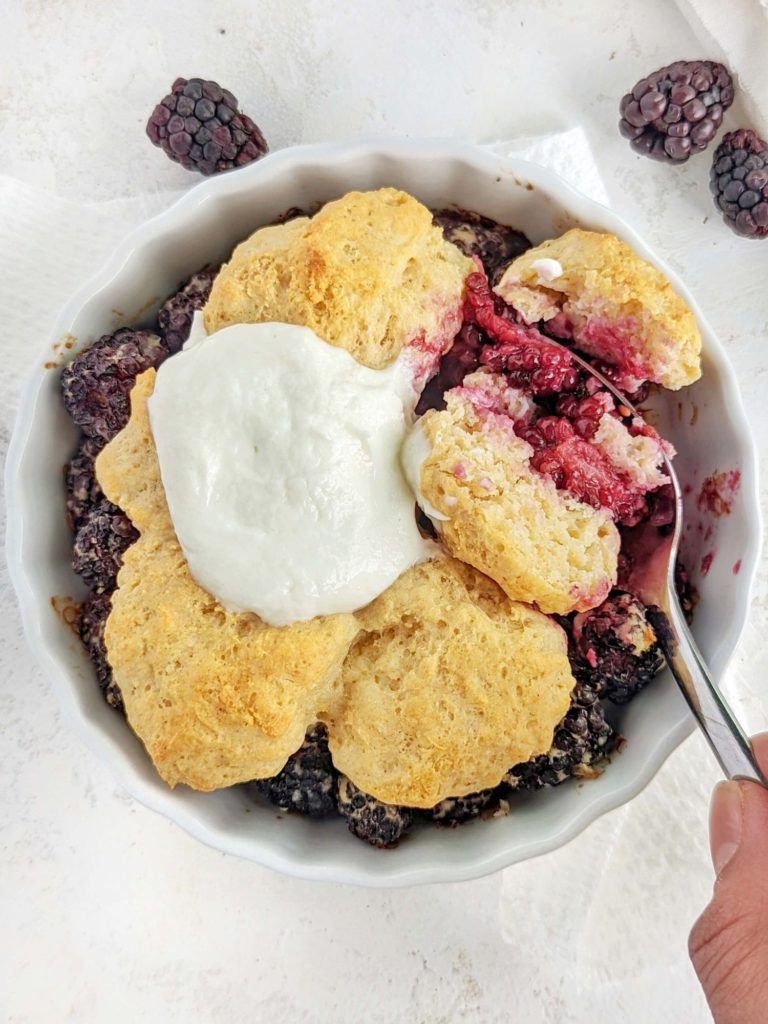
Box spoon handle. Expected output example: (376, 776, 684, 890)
(649, 600, 768, 786)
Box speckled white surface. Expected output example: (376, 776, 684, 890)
(1, 1, 767, 1021)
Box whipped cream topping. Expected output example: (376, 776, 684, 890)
(531, 257, 563, 283)
(400, 422, 448, 522)
(149, 316, 431, 626)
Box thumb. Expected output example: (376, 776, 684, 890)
(689, 733, 768, 1024)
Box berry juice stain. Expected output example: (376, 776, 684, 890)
(697, 468, 741, 517)
(700, 550, 716, 576)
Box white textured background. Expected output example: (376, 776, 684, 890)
(1, 2, 767, 1022)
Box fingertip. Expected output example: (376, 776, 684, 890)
(710, 780, 744, 876)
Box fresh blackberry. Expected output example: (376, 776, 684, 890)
(147, 77, 268, 176)
(504, 682, 614, 791)
(60, 328, 167, 443)
(65, 436, 105, 530)
(619, 60, 733, 163)
(157, 265, 219, 354)
(256, 725, 337, 818)
(572, 592, 665, 704)
(433, 208, 530, 286)
(336, 776, 413, 848)
(78, 591, 122, 711)
(431, 790, 497, 826)
(709, 130, 768, 239)
(72, 499, 138, 593)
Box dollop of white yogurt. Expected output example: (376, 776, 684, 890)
(531, 257, 563, 283)
(400, 421, 448, 522)
(149, 319, 431, 626)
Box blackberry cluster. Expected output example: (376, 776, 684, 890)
(433, 208, 531, 286)
(60, 328, 167, 443)
(431, 790, 497, 826)
(147, 78, 268, 176)
(157, 265, 219, 354)
(504, 682, 614, 791)
(72, 499, 139, 593)
(336, 776, 414, 848)
(65, 436, 105, 530)
(520, 415, 650, 527)
(464, 271, 580, 396)
(78, 592, 122, 711)
(256, 725, 337, 818)
(710, 130, 768, 239)
(572, 592, 665, 704)
(619, 60, 733, 163)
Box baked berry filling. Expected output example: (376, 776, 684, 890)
(449, 265, 670, 526)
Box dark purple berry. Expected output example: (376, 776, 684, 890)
(60, 328, 167, 443)
(710, 130, 768, 239)
(432, 208, 531, 286)
(72, 499, 138, 593)
(431, 790, 497, 826)
(619, 61, 733, 163)
(572, 592, 665, 704)
(255, 725, 337, 818)
(503, 682, 615, 791)
(78, 591, 122, 711)
(146, 77, 268, 175)
(336, 776, 413, 848)
(157, 265, 219, 354)
(65, 435, 105, 530)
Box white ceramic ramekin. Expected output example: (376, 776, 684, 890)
(5, 139, 761, 886)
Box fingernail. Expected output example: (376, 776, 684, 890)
(709, 781, 744, 876)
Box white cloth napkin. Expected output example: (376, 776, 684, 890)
(674, 0, 768, 140)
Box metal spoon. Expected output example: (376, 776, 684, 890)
(564, 349, 767, 786)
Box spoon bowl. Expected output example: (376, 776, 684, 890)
(564, 347, 767, 787)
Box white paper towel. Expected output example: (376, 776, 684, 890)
(674, 0, 768, 140)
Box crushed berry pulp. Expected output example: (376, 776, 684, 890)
(439, 266, 670, 527)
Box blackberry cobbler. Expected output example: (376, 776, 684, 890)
(61, 188, 701, 848)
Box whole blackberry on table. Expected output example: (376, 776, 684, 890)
(60, 328, 167, 443)
(65, 435, 105, 530)
(72, 499, 139, 593)
(431, 789, 497, 826)
(433, 208, 531, 286)
(619, 60, 733, 163)
(255, 724, 337, 818)
(147, 78, 268, 176)
(504, 682, 615, 792)
(157, 265, 219, 354)
(78, 591, 122, 711)
(336, 776, 413, 848)
(710, 130, 768, 239)
(572, 592, 665, 704)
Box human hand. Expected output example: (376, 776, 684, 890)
(689, 733, 768, 1023)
